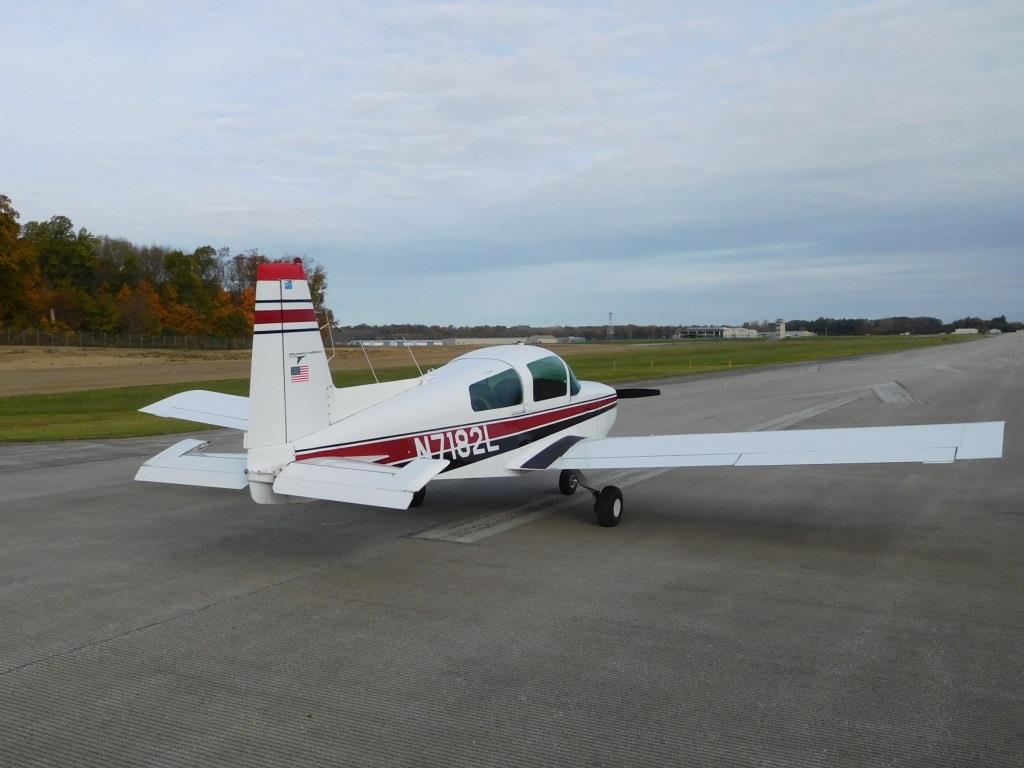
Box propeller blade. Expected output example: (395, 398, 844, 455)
(615, 388, 661, 399)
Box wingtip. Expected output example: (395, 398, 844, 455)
(958, 421, 1004, 460)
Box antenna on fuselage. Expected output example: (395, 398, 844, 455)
(402, 337, 424, 378)
(359, 342, 379, 384)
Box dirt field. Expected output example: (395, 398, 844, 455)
(0, 344, 607, 396)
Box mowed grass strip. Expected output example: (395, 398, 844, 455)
(570, 334, 968, 380)
(0, 335, 971, 442)
(0, 369, 419, 442)
(0, 379, 246, 442)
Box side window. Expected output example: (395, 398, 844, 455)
(469, 368, 523, 412)
(528, 356, 568, 402)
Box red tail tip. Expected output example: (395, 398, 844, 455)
(257, 260, 306, 280)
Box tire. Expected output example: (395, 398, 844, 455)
(594, 486, 623, 527)
(410, 487, 427, 508)
(558, 470, 579, 495)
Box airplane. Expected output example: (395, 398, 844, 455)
(135, 260, 1005, 527)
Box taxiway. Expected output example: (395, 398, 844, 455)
(1, 335, 1021, 766)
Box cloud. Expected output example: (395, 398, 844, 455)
(2, 0, 1022, 322)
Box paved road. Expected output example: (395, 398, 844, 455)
(1, 336, 1021, 767)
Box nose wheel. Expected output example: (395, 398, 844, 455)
(558, 469, 579, 495)
(557, 470, 624, 527)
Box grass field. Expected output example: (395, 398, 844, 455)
(0, 335, 972, 442)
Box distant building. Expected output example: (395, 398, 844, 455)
(989, 329, 1002, 335)
(953, 328, 980, 335)
(450, 337, 585, 346)
(350, 339, 447, 347)
(760, 319, 801, 340)
(677, 326, 761, 339)
(443, 337, 529, 346)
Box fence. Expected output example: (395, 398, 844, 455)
(2, 327, 252, 351)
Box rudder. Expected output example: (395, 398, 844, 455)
(246, 260, 332, 448)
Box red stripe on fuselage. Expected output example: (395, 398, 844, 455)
(296, 394, 617, 464)
(253, 308, 317, 324)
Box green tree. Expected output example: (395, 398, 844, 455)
(22, 215, 99, 291)
(93, 236, 141, 291)
(162, 247, 218, 315)
(82, 288, 122, 333)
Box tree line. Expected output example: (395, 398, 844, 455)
(336, 314, 1021, 342)
(758, 316, 1022, 335)
(0, 194, 330, 336)
(332, 324, 679, 343)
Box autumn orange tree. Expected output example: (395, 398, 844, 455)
(0, 195, 43, 326)
(0, 194, 330, 337)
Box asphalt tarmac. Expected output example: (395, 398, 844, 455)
(1, 335, 1021, 767)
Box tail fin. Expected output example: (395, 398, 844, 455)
(246, 260, 332, 448)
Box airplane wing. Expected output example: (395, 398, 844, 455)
(139, 390, 249, 430)
(516, 421, 1004, 470)
(135, 439, 248, 489)
(273, 457, 450, 510)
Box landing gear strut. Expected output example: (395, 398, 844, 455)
(557, 470, 624, 527)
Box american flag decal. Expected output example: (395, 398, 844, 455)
(290, 364, 310, 383)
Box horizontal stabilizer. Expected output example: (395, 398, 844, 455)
(135, 439, 248, 489)
(544, 421, 1004, 470)
(272, 457, 449, 509)
(140, 390, 249, 430)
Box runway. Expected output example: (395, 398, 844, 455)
(1, 335, 1021, 767)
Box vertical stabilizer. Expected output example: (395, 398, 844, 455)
(246, 260, 332, 448)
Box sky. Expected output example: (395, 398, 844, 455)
(3, 0, 1022, 325)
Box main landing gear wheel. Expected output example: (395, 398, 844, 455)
(410, 487, 427, 508)
(594, 486, 624, 527)
(558, 470, 579, 495)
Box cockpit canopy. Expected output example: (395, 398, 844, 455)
(455, 346, 582, 413)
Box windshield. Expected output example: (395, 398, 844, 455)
(567, 363, 581, 396)
(527, 356, 568, 401)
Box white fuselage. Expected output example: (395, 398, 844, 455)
(289, 346, 618, 480)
